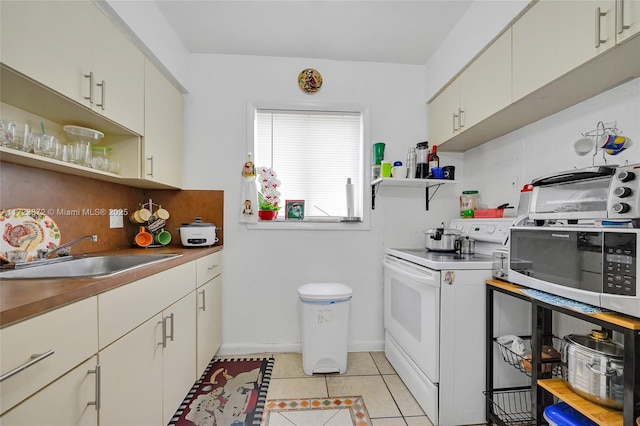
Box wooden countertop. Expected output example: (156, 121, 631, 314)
(486, 279, 640, 330)
(0, 245, 222, 328)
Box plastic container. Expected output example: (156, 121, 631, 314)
(474, 208, 504, 218)
(517, 184, 533, 216)
(416, 141, 429, 178)
(543, 402, 597, 426)
(460, 190, 480, 218)
(298, 283, 352, 375)
(406, 147, 417, 179)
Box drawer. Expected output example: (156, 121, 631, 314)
(98, 262, 196, 349)
(0, 297, 98, 415)
(196, 251, 222, 287)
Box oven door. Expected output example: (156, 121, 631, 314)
(383, 255, 440, 382)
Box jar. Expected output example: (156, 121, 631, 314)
(415, 142, 428, 178)
(460, 190, 479, 218)
(91, 146, 111, 171)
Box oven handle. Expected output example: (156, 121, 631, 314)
(383, 257, 439, 286)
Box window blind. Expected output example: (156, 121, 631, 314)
(255, 109, 363, 217)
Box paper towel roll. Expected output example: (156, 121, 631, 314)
(346, 178, 354, 218)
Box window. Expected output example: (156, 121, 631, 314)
(254, 109, 363, 219)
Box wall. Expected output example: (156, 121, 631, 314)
(182, 54, 463, 354)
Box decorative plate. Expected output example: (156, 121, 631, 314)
(1, 208, 62, 261)
(298, 68, 323, 93)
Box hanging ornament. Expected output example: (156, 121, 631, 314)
(298, 68, 322, 93)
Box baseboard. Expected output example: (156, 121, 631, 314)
(217, 340, 384, 356)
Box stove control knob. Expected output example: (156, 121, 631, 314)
(486, 226, 496, 233)
(617, 171, 635, 183)
(612, 203, 631, 214)
(613, 186, 632, 198)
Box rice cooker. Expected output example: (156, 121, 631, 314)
(178, 217, 219, 247)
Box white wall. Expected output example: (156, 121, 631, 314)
(182, 54, 462, 354)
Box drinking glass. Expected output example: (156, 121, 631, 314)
(32, 133, 59, 158)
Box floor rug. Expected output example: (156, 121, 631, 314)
(260, 396, 372, 426)
(169, 357, 275, 426)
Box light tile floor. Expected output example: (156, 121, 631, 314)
(245, 351, 434, 426)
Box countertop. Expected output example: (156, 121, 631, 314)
(0, 245, 222, 328)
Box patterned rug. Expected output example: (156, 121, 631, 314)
(260, 396, 372, 426)
(169, 357, 275, 426)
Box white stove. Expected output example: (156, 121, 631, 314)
(383, 218, 515, 426)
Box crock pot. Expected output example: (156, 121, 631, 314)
(177, 217, 219, 247)
(562, 330, 624, 410)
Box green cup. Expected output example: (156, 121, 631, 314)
(154, 230, 172, 246)
(372, 142, 385, 165)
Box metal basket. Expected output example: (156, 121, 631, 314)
(494, 336, 563, 377)
(484, 388, 535, 426)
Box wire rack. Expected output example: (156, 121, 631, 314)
(494, 336, 563, 378)
(484, 387, 535, 426)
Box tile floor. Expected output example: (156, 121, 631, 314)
(242, 351, 434, 426)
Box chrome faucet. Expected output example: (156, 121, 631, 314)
(38, 234, 98, 259)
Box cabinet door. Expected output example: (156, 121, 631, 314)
(513, 0, 614, 101)
(162, 293, 197, 424)
(197, 275, 223, 374)
(0, 1, 93, 106)
(143, 58, 184, 188)
(0, 357, 98, 426)
(91, 4, 144, 134)
(99, 314, 163, 426)
(616, 0, 640, 43)
(427, 80, 460, 146)
(459, 29, 512, 130)
(0, 297, 98, 415)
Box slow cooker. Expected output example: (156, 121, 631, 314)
(177, 217, 219, 247)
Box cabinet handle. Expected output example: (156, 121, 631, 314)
(87, 365, 101, 410)
(0, 350, 55, 382)
(167, 313, 175, 342)
(84, 72, 94, 104)
(458, 108, 465, 129)
(158, 317, 167, 348)
(595, 7, 607, 48)
(207, 264, 219, 270)
(616, 0, 630, 34)
(96, 80, 106, 110)
(199, 289, 206, 311)
(146, 155, 154, 177)
(452, 112, 459, 132)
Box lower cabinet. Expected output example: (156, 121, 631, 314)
(0, 356, 99, 426)
(196, 274, 223, 374)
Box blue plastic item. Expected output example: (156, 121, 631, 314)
(543, 403, 597, 426)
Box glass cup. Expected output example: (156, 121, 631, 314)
(0, 119, 16, 148)
(91, 146, 111, 171)
(70, 140, 92, 167)
(32, 133, 60, 158)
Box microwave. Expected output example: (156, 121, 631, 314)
(508, 225, 639, 318)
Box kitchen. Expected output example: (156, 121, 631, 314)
(1, 0, 640, 425)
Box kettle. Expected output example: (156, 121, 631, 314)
(460, 237, 475, 254)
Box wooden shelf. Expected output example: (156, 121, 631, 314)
(538, 379, 622, 426)
(370, 177, 459, 210)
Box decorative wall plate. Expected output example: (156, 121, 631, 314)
(1, 208, 61, 260)
(298, 68, 323, 93)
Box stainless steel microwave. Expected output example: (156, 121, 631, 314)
(508, 225, 639, 318)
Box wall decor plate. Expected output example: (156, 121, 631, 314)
(298, 68, 323, 93)
(1, 208, 61, 261)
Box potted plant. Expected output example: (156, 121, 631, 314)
(257, 167, 281, 220)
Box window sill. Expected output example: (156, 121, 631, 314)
(246, 217, 369, 231)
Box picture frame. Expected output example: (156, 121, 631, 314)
(285, 200, 305, 220)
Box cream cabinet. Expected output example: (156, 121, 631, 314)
(0, 356, 99, 426)
(143, 58, 184, 188)
(0, 297, 98, 415)
(195, 252, 223, 374)
(429, 29, 511, 146)
(513, 0, 615, 101)
(0, 1, 144, 134)
(616, 0, 640, 43)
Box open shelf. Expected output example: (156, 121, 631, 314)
(538, 379, 622, 426)
(370, 177, 459, 210)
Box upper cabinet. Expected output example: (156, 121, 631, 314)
(143, 59, 184, 188)
(429, 29, 512, 147)
(0, 1, 144, 135)
(429, 0, 640, 152)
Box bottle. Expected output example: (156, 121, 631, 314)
(415, 141, 429, 178)
(406, 147, 417, 179)
(428, 144, 439, 176)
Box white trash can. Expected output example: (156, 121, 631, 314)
(298, 283, 353, 375)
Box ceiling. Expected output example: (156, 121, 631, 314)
(154, 1, 474, 65)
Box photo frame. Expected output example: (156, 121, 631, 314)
(285, 200, 305, 220)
